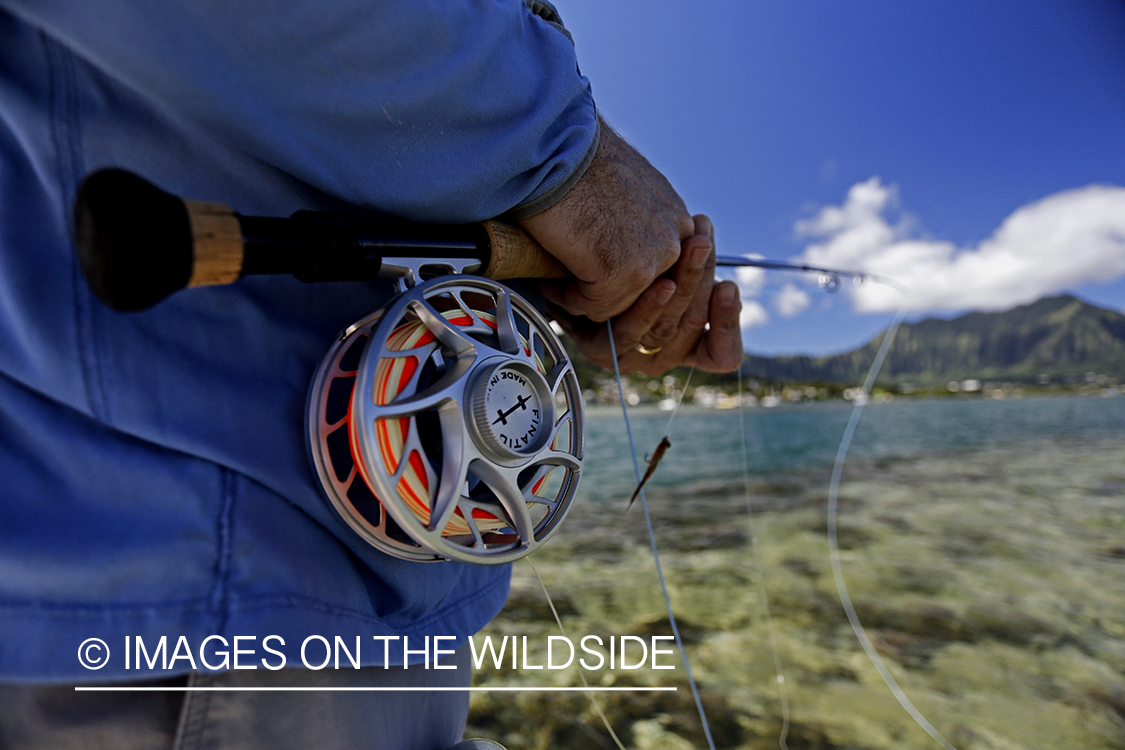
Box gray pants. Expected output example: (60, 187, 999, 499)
(0, 647, 473, 750)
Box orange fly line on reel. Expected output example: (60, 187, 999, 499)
(363, 308, 542, 536)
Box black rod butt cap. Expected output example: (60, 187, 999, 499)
(73, 169, 194, 311)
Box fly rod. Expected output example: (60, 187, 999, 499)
(73, 168, 893, 312)
(73, 169, 568, 311)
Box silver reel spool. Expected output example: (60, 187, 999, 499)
(307, 276, 584, 564)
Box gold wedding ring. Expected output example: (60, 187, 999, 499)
(635, 342, 663, 356)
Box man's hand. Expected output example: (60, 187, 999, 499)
(519, 118, 693, 322)
(549, 215, 744, 376)
(518, 118, 743, 375)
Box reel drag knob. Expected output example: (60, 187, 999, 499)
(468, 361, 553, 462)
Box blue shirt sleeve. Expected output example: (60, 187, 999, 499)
(3, 0, 599, 222)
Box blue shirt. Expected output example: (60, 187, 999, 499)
(0, 0, 598, 680)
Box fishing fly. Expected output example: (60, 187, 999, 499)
(627, 436, 670, 509)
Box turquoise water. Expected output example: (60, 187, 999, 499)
(579, 394, 1125, 503)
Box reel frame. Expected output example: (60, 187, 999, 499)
(308, 276, 584, 565)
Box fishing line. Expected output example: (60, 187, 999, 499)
(527, 559, 628, 750)
(607, 318, 717, 750)
(737, 368, 792, 750)
(825, 294, 958, 750)
(662, 364, 695, 438)
(719, 266, 943, 748)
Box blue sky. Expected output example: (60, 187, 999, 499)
(558, 0, 1125, 355)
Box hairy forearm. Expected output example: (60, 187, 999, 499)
(518, 118, 693, 321)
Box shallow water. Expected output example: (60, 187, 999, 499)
(580, 394, 1125, 502)
(468, 395, 1125, 749)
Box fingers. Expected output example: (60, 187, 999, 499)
(636, 234, 712, 346)
(633, 239, 716, 370)
(549, 211, 743, 377)
(561, 216, 737, 375)
(545, 278, 678, 372)
(611, 214, 715, 374)
(684, 280, 744, 372)
(556, 253, 677, 323)
(631, 214, 714, 351)
(607, 240, 703, 352)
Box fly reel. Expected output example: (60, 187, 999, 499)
(307, 276, 584, 564)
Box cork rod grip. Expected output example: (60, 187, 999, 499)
(479, 220, 569, 281)
(183, 199, 245, 288)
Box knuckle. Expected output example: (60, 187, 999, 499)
(683, 306, 710, 331)
(648, 320, 677, 340)
(676, 210, 695, 239)
(621, 267, 652, 294)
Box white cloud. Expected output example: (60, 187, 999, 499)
(796, 178, 1125, 313)
(739, 299, 769, 329)
(734, 258, 767, 293)
(727, 254, 772, 330)
(774, 283, 811, 317)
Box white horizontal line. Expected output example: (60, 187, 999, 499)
(75, 686, 677, 693)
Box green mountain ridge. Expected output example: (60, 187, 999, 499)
(742, 294, 1125, 386)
